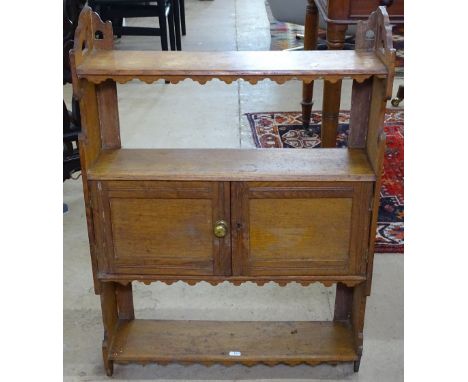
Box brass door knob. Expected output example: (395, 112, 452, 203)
(213, 220, 228, 238)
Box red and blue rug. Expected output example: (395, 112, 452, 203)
(246, 110, 404, 254)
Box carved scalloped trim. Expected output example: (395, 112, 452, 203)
(112, 359, 348, 367)
(110, 278, 364, 288)
(79, 73, 377, 86)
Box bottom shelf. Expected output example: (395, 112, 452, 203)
(109, 319, 358, 365)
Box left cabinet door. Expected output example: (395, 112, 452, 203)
(90, 180, 231, 276)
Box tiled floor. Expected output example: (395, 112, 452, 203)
(63, 0, 403, 380)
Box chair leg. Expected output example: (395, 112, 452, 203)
(168, 3, 176, 51)
(180, 0, 186, 35)
(158, 2, 169, 50)
(116, 17, 123, 38)
(173, 0, 182, 50)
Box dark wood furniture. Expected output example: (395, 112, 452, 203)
(64, 0, 87, 181)
(63, 100, 81, 181)
(88, 0, 182, 51)
(70, 6, 395, 376)
(180, 0, 186, 36)
(302, 0, 403, 147)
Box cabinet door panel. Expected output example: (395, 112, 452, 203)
(92, 181, 231, 276)
(249, 198, 351, 262)
(231, 182, 372, 276)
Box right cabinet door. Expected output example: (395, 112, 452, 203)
(231, 182, 373, 276)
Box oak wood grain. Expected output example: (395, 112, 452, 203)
(249, 198, 351, 262)
(115, 283, 135, 320)
(75, 50, 388, 84)
(334, 283, 354, 322)
(348, 78, 373, 148)
(69, 5, 114, 295)
(96, 80, 121, 149)
(68, 5, 396, 375)
(231, 182, 372, 277)
(365, 76, 388, 295)
(100, 282, 118, 376)
(97, 274, 367, 287)
(109, 320, 358, 364)
(87, 149, 376, 182)
(76, 80, 103, 294)
(93, 181, 231, 276)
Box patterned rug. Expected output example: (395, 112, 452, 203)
(268, 9, 404, 72)
(246, 110, 404, 254)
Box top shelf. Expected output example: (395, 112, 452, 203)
(75, 50, 388, 85)
(71, 6, 394, 87)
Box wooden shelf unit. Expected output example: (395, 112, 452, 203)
(70, 6, 395, 376)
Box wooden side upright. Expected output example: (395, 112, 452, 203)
(69, 6, 131, 376)
(333, 7, 396, 371)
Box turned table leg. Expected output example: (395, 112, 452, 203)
(301, 0, 319, 130)
(321, 23, 347, 147)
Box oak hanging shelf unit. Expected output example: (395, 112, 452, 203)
(70, 5, 395, 376)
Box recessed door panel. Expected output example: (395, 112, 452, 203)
(110, 198, 213, 263)
(231, 182, 372, 276)
(249, 198, 352, 262)
(92, 181, 231, 276)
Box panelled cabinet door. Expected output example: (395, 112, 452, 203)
(91, 181, 231, 276)
(231, 182, 373, 276)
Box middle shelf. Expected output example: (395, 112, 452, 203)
(87, 148, 376, 182)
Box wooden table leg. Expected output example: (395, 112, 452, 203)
(301, 0, 319, 130)
(321, 23, 347, 147)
